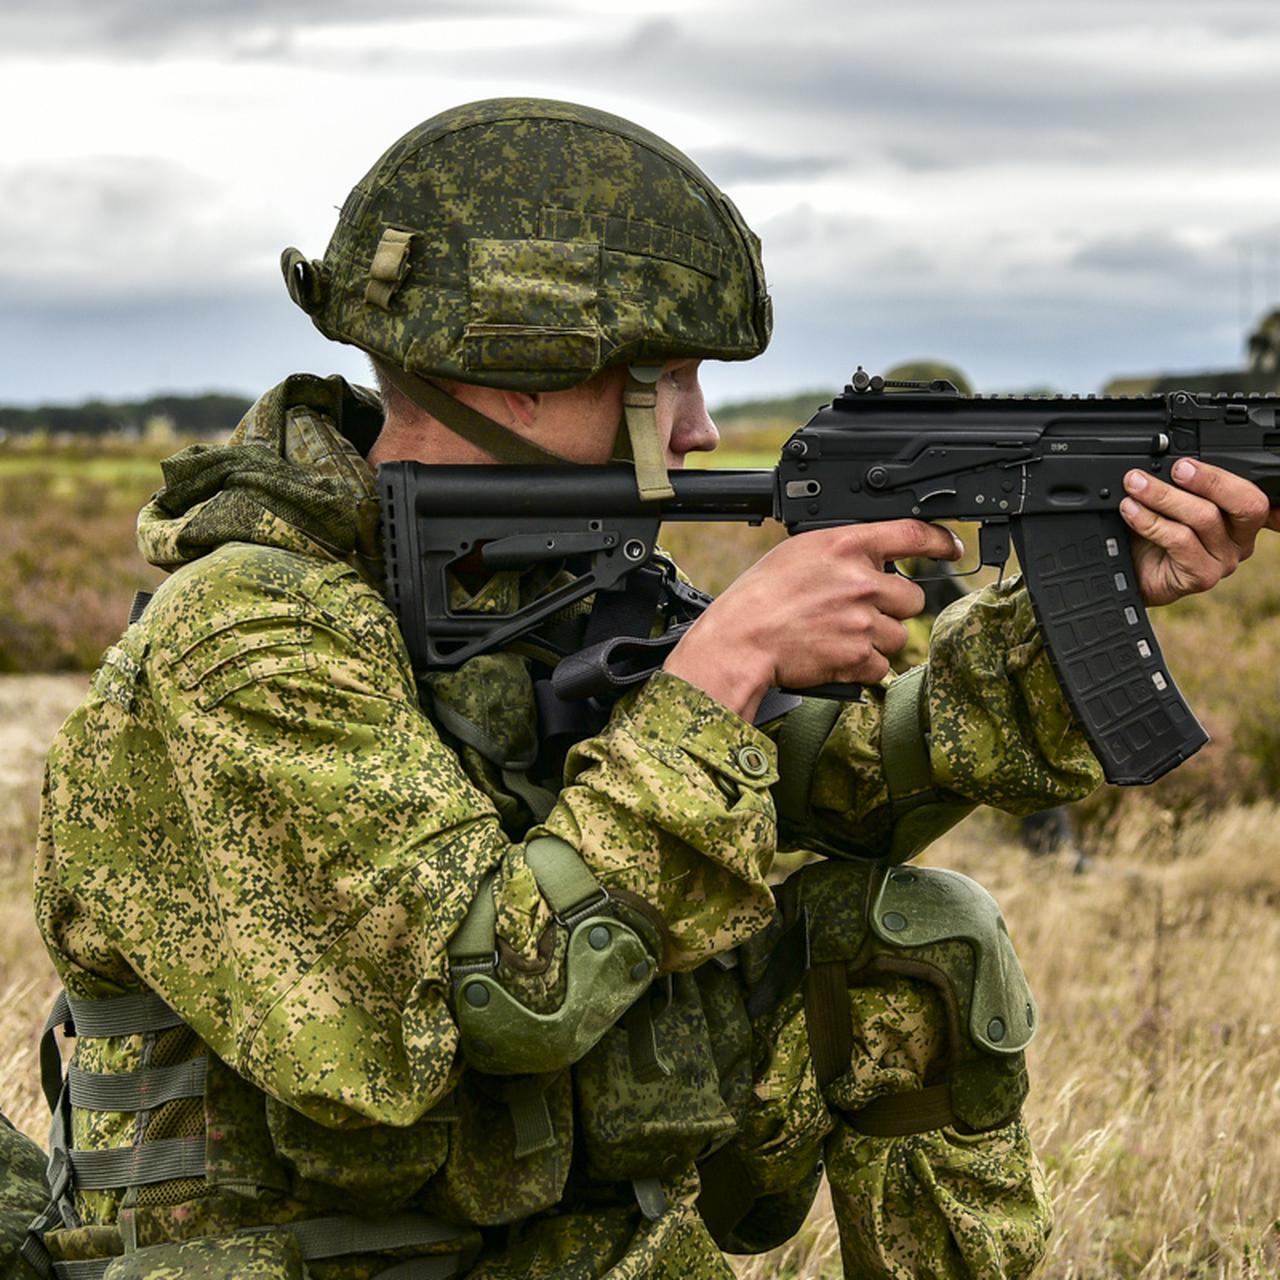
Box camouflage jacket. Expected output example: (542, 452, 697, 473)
(32, 375, 1100, 1255)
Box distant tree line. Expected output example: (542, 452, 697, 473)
(0, 392, 253, 438)
(712, 389, 839, 428)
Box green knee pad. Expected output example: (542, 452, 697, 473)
(788, 859, 1035, 1132)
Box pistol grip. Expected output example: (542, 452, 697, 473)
(1012, 511, 1208, 785)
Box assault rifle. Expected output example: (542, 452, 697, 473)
(379, 372, 1280, 786)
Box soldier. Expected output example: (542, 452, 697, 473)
(23, 100, 1275, 1279)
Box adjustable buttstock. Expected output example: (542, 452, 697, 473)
(1012, 511, 1208, 785)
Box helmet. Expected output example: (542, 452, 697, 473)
(883, 360, 974, 396)
(282, 99, 770, 497)
(282, 98, 771, 392)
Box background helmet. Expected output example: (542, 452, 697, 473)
(282, 98, 772, 393)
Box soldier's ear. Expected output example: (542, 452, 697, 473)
(499, 389, 541, 430)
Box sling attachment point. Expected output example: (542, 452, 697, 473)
(365, 228, 414, 310)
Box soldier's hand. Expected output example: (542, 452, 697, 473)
(663, 520, 962, 720)
(1120, 460, 1278, 607)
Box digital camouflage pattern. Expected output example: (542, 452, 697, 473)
(282, 99, 771, 392)
(0, 1114, 47, 1280)
(30, 377, 1098, 1276)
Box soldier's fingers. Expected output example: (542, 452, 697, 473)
(870, 614, 910, 658)
(1167, 459, 1271, 556)
(875, 572, 928, 620)
(1123, 469, 1236, 566)
(1120, 497, 1219, 597)
(859, 519, 964, 565)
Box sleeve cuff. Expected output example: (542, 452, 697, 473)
(618, 669, 779, 789)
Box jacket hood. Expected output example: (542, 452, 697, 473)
(137, 374, 385, 584)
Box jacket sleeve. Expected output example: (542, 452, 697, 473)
(93, 549, 779, 1125)
(786, 576, 1104, 860)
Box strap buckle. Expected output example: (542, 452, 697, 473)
(553, 886, 610, 930)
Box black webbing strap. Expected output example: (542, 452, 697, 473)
(772, 698, 843, 829)
(845, 1082, 957, 1137)
(66, 993, 184, 1038)
(42, 1215, 470, 1280)
(744, 907, 810, 1021)
(374, 1258, 465, 1280)
(881, 665, 933, 803)
(773, 877, 852, 1092)
(68, 1137, 207, 1189)
(695, 1143, 758, 1246)
(803, 961, 854, 1093)
(247, 1213, 466, 1260)
(41, 991, 185, 1112)
(581, 563, 667, 648)
(22, 1201, 64, 1280)
(67, 1058, 207, 1112)
(532, 677, 609, 744)
(50, 1259, 111, 1280)
(40, 993, 72, 1112)
(498, 1074, 561, 1160)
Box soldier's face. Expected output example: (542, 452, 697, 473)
(541, 359, 720, 469)
(370, 358, 720, 471)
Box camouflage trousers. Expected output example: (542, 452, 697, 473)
(462, 912, 1051, 1280)
(456, 975, 1050, 1280)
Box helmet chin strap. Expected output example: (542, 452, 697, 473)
(374, 359, 570, 466)
(622, 366, 675, 501)
(375, 359, 674, 502)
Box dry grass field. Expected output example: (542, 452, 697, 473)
(1, 437, 1278, 1277)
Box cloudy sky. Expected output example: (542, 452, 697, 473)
(3, 0, 1280, 408)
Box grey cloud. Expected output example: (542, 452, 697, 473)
(0, 292, 369, 405)
(0, 0, 527, 58)
(884, 146, 964, 174)
(522, 8, 1280, 172)
(699, 274, 1250, 409)
(1070, 231, 1205, 276)
(0, 157, 272, 305)
(687, 146, 845, 184)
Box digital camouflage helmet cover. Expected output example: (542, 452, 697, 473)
(281, 98, 772, 497)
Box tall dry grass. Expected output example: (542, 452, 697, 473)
(0, 439, 166, 672)
(0, 675, 88, 1136)
(729, 805, 1280, 1279)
